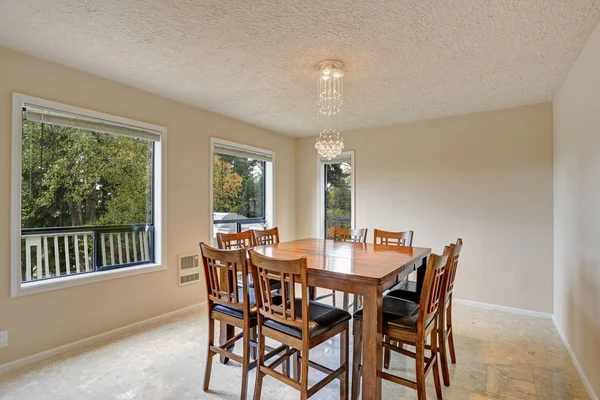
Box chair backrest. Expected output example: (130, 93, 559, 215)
(248, 250, 309, 334)
(443, 238, 463, 300)
(217, 230, 254, 250)
(200, 243, 251, 312)
(373, 229, 414, 246)
(418, 247, 450, 332)
(332, 227, 368, 243)
(252, 227, 280, 246)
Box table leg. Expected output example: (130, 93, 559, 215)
(416, 255, 428, 293)
(361, 284, 383, 399)
(308, 286, 316, 301)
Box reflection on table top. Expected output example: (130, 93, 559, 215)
(252, 238, 431, 283)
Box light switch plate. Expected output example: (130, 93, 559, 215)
(0, 330, 7, 348)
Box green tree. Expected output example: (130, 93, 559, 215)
(325, 162, 352, 238)
(213, 155, 243, 213)
(21, 113, 153, 229)
(213, 154, 265, 218)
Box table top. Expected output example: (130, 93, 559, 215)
(252, 238, 431, 284)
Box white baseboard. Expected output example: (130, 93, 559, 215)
(453, 298, 553, 319)
(553, 316, 598, 400)
(0, 302, 207, 375)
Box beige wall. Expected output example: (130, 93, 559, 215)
(296, 104, 554, 313)
(553, 20, 600, 399)
(0, 46, 296, 365)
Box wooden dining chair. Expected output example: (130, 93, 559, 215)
(346, 229, 415, 311)
(377, 229, 420, 302)
(217, 230, 254, 250)
(249, 250, 351, 400)
(375, 229, 414, 283)
(217, 229, 283, 362)
(440, 239, 462, 384)
(332, 227, 368, 243)
(351, 248, 450, 400)
(371, 229, 415, 367)
(218, 229, 282, 291)
(199, 243, 274, 399)
(252, 226, 280, 246)
(373, 229, 414, 246)
(386, 239, 463, 386)
(314, 227, 368, 311)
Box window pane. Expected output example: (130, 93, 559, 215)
(21, 111, 153, 228)
(324, 161, 352, 239)
(20, 110, 155, 282)
(213, 153, 266, 236)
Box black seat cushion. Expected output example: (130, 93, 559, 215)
(212, 289, 282, 320)
(386, 280, 421, 303)
(237, 274, 282, 291)
(354, 296, 432, 332)
(264, 299, 351, 339)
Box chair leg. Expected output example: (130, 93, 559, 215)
(293, 350, 300, 381)
(240, 326, 251, 400)
(300, 349, 310, 400)
(308, 286, 316, 301)
(343, 292, 349, 311)
(283, 346, 290, 377)
(383, 335, 392, 369)
(340, 325, 349, 400)
(447, 303, 457, 364)
(437, 312, 450, 386)
(447, 326, 456, 364)
(416, 335, 426, 400)
(332, 290, 336, 307)
(249, 326, 257, 360)
(351, 319, 363, 400)
(431, 326, 443, 400)
(439, 348, 450, 388)
(204, 315, 215, 391)
(219, 323, 234, 364)
(253, 326, 265, 400)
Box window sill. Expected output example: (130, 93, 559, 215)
(12, 263, 166, 298)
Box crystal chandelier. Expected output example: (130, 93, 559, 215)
(315, 61, 344, 160)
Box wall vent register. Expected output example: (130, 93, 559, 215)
(178, 253, 201, 286)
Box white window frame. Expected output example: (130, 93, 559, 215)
(209, 138, 275, 242)
(11, 93, 167, 298)
(317, 150, 356, 239)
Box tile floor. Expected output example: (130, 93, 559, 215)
(0, 298, 591, 400)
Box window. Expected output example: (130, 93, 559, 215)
(210, 139, 274, 241)
(11, 94, 166, 297)
(319, 152, 355, 239)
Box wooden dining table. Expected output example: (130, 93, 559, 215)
(221, 238, 431, 399)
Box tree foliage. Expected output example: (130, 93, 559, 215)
(325, 162, 352, 238)
(213, 154, 265, 218)
(21, 112, 153, 229)
(212, 155, 243, 213)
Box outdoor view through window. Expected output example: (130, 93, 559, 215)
(20, 109, 155, 283)
(325, 161, 352, 239)
(213, 152, 266, 239)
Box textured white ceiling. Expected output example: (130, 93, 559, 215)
(1, 0, 599, 136)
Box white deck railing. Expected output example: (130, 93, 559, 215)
(22, 226, 152, 282)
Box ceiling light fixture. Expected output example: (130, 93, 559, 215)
(315, 61, 344, 160)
